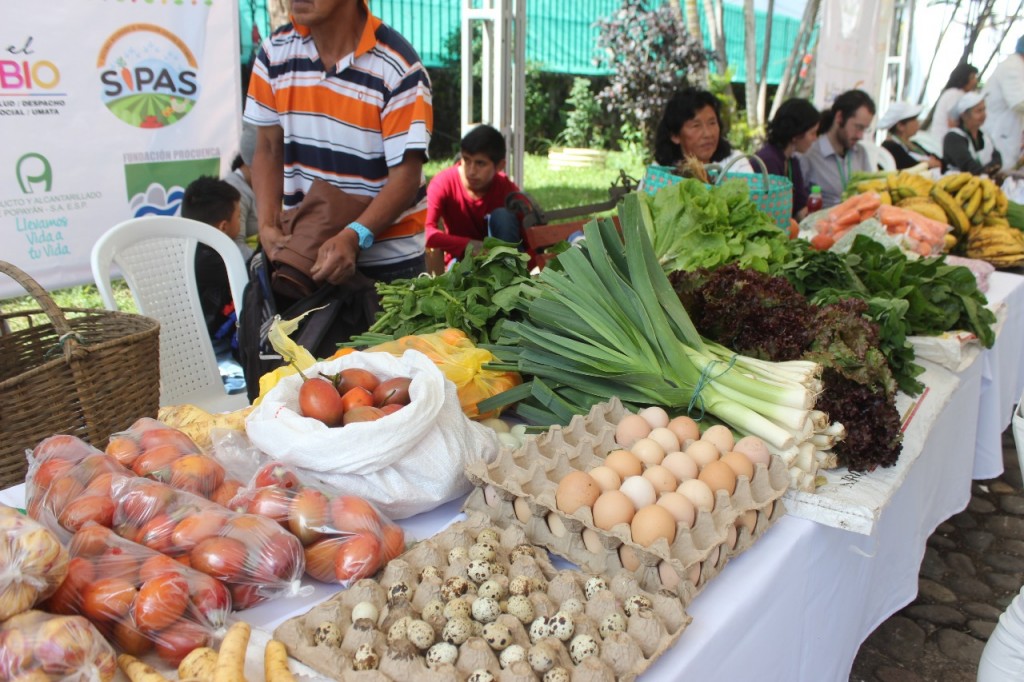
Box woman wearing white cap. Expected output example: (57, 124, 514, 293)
(879, 102, 942, 170)
(942, 91, 1002, 176)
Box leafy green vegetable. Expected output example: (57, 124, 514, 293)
(349, 239, 532, 345)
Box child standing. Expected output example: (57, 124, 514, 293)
(425, 124, 521, 266)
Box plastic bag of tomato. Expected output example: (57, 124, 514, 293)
(26, 435, 306, 610)
(45, 524, 228, 666)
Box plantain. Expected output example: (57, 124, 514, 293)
(931, 186, 971, 235)
(897, 198, 949, 223)
(939, 172, 971, 193)
(878, 191, 893, 205)
(963, 187, 983, 219)
(995, 191, 1009, 216)
(955, 177, 982, 204)
(943, 233, 958, 252)
(984, 214, 1010, 227)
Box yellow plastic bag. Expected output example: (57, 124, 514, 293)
(370, 329, 521, 419)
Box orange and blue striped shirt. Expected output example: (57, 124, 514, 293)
(244, 10, 433, 266)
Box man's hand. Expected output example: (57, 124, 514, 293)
(464, 239, 485, 257)
(259, 222, 291, 255)
(310, 228, 360, 285)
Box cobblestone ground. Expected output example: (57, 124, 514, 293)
(850, 426, 1023, 682)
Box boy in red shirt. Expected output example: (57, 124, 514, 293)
(425, 124, 521, 266)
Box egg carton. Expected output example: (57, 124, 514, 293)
(463, 398, 789, 597)
(273, 514, 693, 681)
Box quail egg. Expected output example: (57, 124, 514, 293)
(499, 644, 527, 668)
(528, 642, 557, 673)
(466, 559, 493, 584)
(442, 616, 473, 645)
(406, 619, 435, 650)
(471, 596, 502, 623)
(559, 598, 584, 615)
(544, 668, 571, 682)
(547, 612, 575, 641)
(425, 642, 458, 667)
(419, 565, 443, 582)
(421, 598, 445, 621)
(386, 616, 411, 643)
(509, 575, 534, 596)
(483, 622, 513, 650)
(478, 578, 506, 600)
(624, 594, 654, 617)
(351, 601, 379, 624)
(352, 643, 379, 670)
(443, 597, 471, 620)
(569, 634, 600, 664)
(599, 612, 627, 638)
(477, 528, 501, 545)
(529, 616, 552, 643)
(448, 546, 469, 563)
(584, 576, 609, 600)
(312, 621, 342, 647)
(509, 544, 535, 564)
(467, 671, 496, 682)
(469, 542, 497, 562)
(490, 562, 507, 576)
(506, 595, 535, 624)
(441, 576, 471, 602)
(387, 582, 411, 603)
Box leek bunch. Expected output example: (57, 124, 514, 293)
(483, 194, 842, 490)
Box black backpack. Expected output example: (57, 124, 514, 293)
(237, 252, 380, 403)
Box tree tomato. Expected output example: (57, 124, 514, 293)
(211, 479, 244, 507)
(112, 619, 153, 656)
(169, 454, 225, 498)
(253, 462, 301, 490)
(303, 538, 339, 583)
(298, 377, 345, 426)
(190, 573, 231, 627)
(138, 428, 200, 455)
(58, 495, 116, 532)
(138, 513, 177, 553)
(251, 537, 301, 582)
(245, 488, 292, 525)
(69, 525, 115, 557)
(342, 405, 385, 425)
(337, 368, 380, 394)
(189, 536, 248, 581)
(116, 481, 174, 526)
(43, 476, 84, 515)
(380, 523, 405, 562)
(334, 533, 382, 583)
(105, 436, 141, 467)
(131, 444, 181, 481)
(373, 377, 412, 407)
(330, 495, 380, 534)
(379, 403, 404, 416)
(45, 557, 94, 615)
(75, 453, 124, 486)
(31, 458, 74, 491)
(81, 578, 136, 622)
(171, 513, 229, 551)
(138, 554, 183, 582)
(135, 573, 189, 632)
(288, 488, 329, 545)
(32, 434, 92, 462)
(340, 387, 375, 412)
(154, 620, 210, 666)
(227, 582, 265, 610)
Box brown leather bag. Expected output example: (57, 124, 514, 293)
(271, 179, 371, 299)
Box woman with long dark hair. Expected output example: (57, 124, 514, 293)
(653, 88, 752, 172)
(924, 62, 980, 142)
(754, 98, 819, 218)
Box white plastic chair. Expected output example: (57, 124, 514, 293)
(91, 216, 250, 413)
(862, 140, 897, 172)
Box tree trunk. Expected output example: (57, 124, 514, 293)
(979, 0, 1024, 75)
(756, 0, 775, 129)
(915, 0, 961, 105)
(744, 0, 758, 127)
(959, 0, 999, 65)
(769, 0, 819, 118)
(668, 0, 684, 24)
(703, 0, 732, 97)
(685, 0, 703, 42)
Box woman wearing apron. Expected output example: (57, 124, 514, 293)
(942, 91, 1003, 176)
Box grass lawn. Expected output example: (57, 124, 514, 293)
(1, 152, 644, 313)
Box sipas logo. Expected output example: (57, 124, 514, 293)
(97, 23, 200, 128)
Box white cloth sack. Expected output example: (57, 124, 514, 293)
(1014, 391, 1024, 481)
(245, 350, 499, 519)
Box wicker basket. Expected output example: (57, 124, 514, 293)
(0, 261, 161, 489)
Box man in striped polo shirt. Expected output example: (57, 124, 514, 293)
(244, 0, 432, 286)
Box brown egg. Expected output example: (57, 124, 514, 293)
(630, 504, 677, 547)
(659, 561, 682, 589)
(619, 544, 641, 571)
(615, 415, 652, 448)
(592, 490, 636, 531)
(666, 416, 700, 444)
(638, 406, 670, 429)
(604, 449, 643, 480)
(700, 424, 735, 454)
(588, 465, 621, 492)
(720, 451, 755, 481)
(657, 492, 696, 528)
(630, 438, 665, 467)
(677, 479, 714, 513)
(685, 440, 720, 468)
(733, 435, 771, 466)
(698, 460, 737, 496)
(642, 465, 678, 494)
(555, 471, 601, 515)
(661, 451, 698, 482)
(646, 427, 680, 455)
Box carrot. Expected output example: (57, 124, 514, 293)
(788, 218, 799, 239)
(214, 621, 251, 682)
(118, 654, 170, 682)
(264, 639, 296, 682)
(810, 233, 834, 250)
(830, 208, 861, 228)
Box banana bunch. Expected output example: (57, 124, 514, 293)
(851, 170, 935, 204)
(931, 173, 1008, 237)
(966, 223, 1024, 267)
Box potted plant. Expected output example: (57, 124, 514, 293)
(548, 78, 608, 170)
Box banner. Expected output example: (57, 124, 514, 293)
(813, 0, 895, 109)
(1, 1, 241, 299)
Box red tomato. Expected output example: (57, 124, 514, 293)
(154, 620, 210, 666)
(138, 428, 200, 455)
(138, 554, 184, 582)
(211, 479, 244, 507)
(190, 573, 231, 627)
(105, 436, 142, 467)
(113, 619, 154, 656)
(380, 523, 405, 562)
(373, 376, 412, 407)
(81, 578, 137, 622)
(58, 495, 116, 532)
(288, 487, 329, 545)
(190, 536, 249, 581)
(337, 368, 380, 393)
(138, 513, 177, 553)
(135, 573, 189, 632)
(334, 533, 383, 583)
(69, 525, 115, 557)
(330, 495, 381, 534)
(31, 457, 74, 490)
(45, 557, 95, 614)
(169, 454, 225, 497)
(131, 444, 181, 480)
(303, 538, 339, 583)
(253, 462, 302, 490)
(340, 386, 375, 412)
(342, 405, 385, 425)
(298, 378, 346, 426)
(171, 513, 229, 551)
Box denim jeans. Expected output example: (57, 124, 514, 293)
(359, 254, 426, 283)
(486, 207, 523, 245)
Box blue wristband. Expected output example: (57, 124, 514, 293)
(346, 221, 374, 250)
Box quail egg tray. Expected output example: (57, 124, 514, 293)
(273, 514, 692, 681)
(463, 398, 789, 597)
